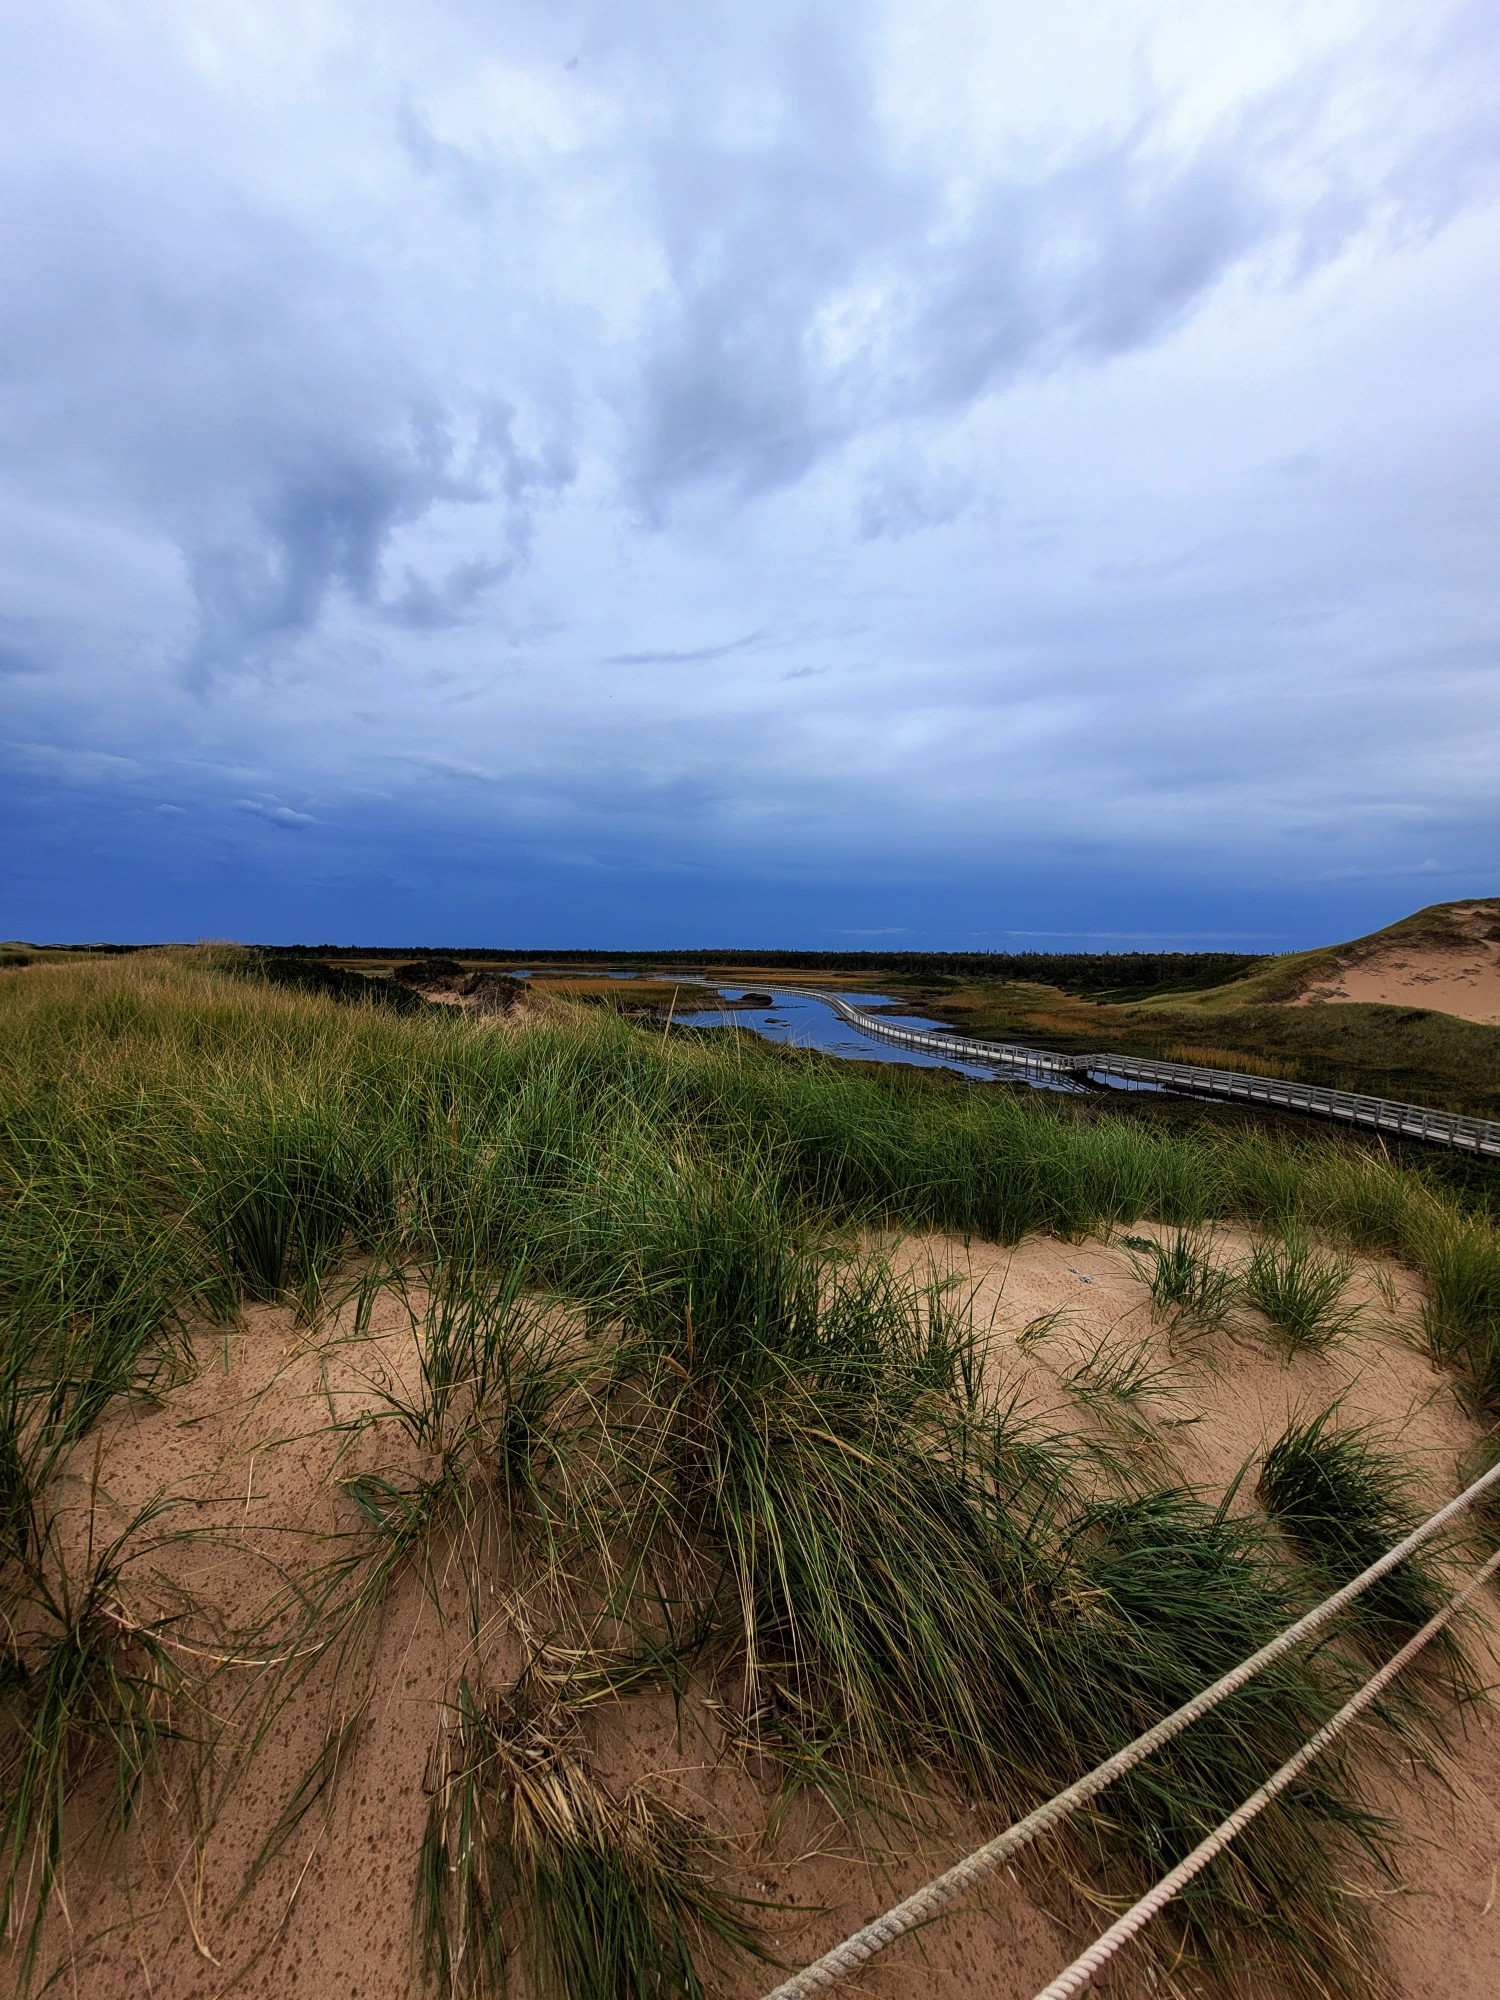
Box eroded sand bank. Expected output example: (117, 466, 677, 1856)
(1288, 900, 1500, 1024)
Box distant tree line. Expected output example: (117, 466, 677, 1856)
(263, 945, 1269, 1000)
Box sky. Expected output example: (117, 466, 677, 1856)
(3, 0, 1498, 951)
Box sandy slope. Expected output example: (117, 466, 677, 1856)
(1286, 900, 1500, 1025)
(24, 1232, 1500, 2000)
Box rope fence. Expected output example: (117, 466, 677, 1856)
(758, 1449, 1500, 2000)
(1030, 1540, 1500, 2000)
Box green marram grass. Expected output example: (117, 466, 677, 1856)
(1125, 1227, 1239, 1332)
(1258, 1408, 1462, 1683)
(2, 947, 1499, 1998)
(1242, 1230, 1361, 1353)
(583, 1177, 1398, 1997)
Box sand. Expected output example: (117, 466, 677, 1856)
(19, 1231, 1500, 2000)
(1288, 900, 1500, 1025)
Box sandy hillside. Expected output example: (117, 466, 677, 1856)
(1287, 899, 1500, 1024)
(24, 1231, 1500, 2000)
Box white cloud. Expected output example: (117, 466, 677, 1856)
(237, 799, 318, 827)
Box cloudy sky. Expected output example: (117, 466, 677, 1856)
(4, 0, 1498, 948)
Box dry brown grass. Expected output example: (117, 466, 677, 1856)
(1164, 1044, 1298, 1080)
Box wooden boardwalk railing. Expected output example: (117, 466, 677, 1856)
(811, 993, 1500, 1159)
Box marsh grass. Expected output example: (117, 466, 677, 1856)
(1164, 1044, 1298, 1080)
(1243, 1231, 1361, 1353)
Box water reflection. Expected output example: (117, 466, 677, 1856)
(671, 986, 1062, 1086)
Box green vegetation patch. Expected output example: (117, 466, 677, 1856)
(246, 947, 430, 1014)
(921, 985, 1500, 1121)
(3, 949, 1499, 1996)
(1259, 1408, 1451, 1662)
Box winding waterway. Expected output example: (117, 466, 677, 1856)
(671, 985, 1085, 1089)
(501, 971, 1500, 1150)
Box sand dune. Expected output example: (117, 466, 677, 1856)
(38, 1230, 1500, 2000)
(1288, 898, 1500, 1024)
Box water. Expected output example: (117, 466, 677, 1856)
(671, 985, 1076, 1087)
(507, 971, 1158, 1096)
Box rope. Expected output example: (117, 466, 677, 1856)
(1030, 1539, 1500, 2000)
(758, 1449, 1500, 2000)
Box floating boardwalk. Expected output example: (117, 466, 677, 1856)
(814, 992, 1500, 1159)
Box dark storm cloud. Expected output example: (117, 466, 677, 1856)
(383, 557, 511, 630)
(617, 5, 1500, 514)
(622, 15, 917, 510)
(0, 168, 574, 684)
(182, 449, 444, 678)
(615, 34, 1274, 510)
(856, 453, 971, 541)
(897, 142, 1266, 412)
(178, 389, 573, 678)
(3, 0, 1498, 949)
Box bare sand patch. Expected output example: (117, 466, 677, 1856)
(1287, 900, 1500, 1024)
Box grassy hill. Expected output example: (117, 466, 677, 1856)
(908, 901, 1500, 1119)
(1128, 899, 1500, 1015)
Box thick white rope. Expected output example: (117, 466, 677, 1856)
(759, 1450, 1500, 2000)
(1030, 1539, 1500, 2000)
